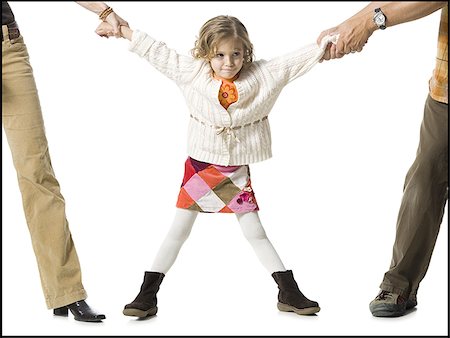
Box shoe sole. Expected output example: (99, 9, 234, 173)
(370, 304, 405, 317)
(371, 309, 405, 317)
(277, 302, 320, 315)
(73, 317, 103, 322)
(406, 300, 417, 310)
(123, 307, 157, 318)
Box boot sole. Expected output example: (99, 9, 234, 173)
(123, 307, 157, 318)
(370, 303, 406, 317)
(406, 299, 417, 310)
(277, 302, 320, 315)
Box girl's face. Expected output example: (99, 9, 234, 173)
(210, 38, 244, 81)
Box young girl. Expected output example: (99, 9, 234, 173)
(97, 15, 336, 317)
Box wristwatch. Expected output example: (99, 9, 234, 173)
(373, 8, 386, 30)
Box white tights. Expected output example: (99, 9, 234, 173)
(151, 209, 286, 274)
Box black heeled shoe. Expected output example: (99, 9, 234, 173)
(53, 300, 106, 322)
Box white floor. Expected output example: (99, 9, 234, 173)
(2, 207, 448, 336)
(2, 294, 449, 337)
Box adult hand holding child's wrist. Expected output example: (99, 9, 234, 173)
(95, 22, 112, 38)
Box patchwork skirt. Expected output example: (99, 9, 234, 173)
(176, 157, 259, 213)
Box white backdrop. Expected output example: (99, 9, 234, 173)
(2, 1, 448, 336)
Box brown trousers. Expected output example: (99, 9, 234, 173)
(2, 25, 87, 309)
(380, 94, 448, 298)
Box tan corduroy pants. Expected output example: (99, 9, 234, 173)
(380, 94, 448, 298)
(2, 25, 87, 309)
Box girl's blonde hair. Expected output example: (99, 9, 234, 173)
(192, 15, 254, 66)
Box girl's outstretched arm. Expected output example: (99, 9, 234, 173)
(96, 22, 202, 84)
(262, 34, 338, 86)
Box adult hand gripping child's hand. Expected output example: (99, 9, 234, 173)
(96, 21, 133, 41)
(96, 21, 116, 38)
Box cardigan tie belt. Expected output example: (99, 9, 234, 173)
(190, 115, 269, 144)
(216, 126, 240, 143)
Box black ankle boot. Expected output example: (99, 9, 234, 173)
(123, 271, 165, 318)
(272, 270, 320, 315)
(53, 300, 106, 322)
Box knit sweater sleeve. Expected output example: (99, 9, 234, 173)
(128, 29, 202, 85)
(262, 35, 338, 86)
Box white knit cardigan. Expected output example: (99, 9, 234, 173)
(129, 30, 337, 166)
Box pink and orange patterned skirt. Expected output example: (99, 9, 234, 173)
(176, 157, 259, 213)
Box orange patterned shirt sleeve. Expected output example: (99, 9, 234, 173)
(429, 5, 448, 104)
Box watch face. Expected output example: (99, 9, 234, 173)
(375, 13, 385, 25)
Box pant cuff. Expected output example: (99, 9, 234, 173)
(379, 283, 409, 298)
(46, 288, 88, 309)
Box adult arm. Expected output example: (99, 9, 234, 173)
(75, 1, 129, 37)
(318, 2, 447, 60)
